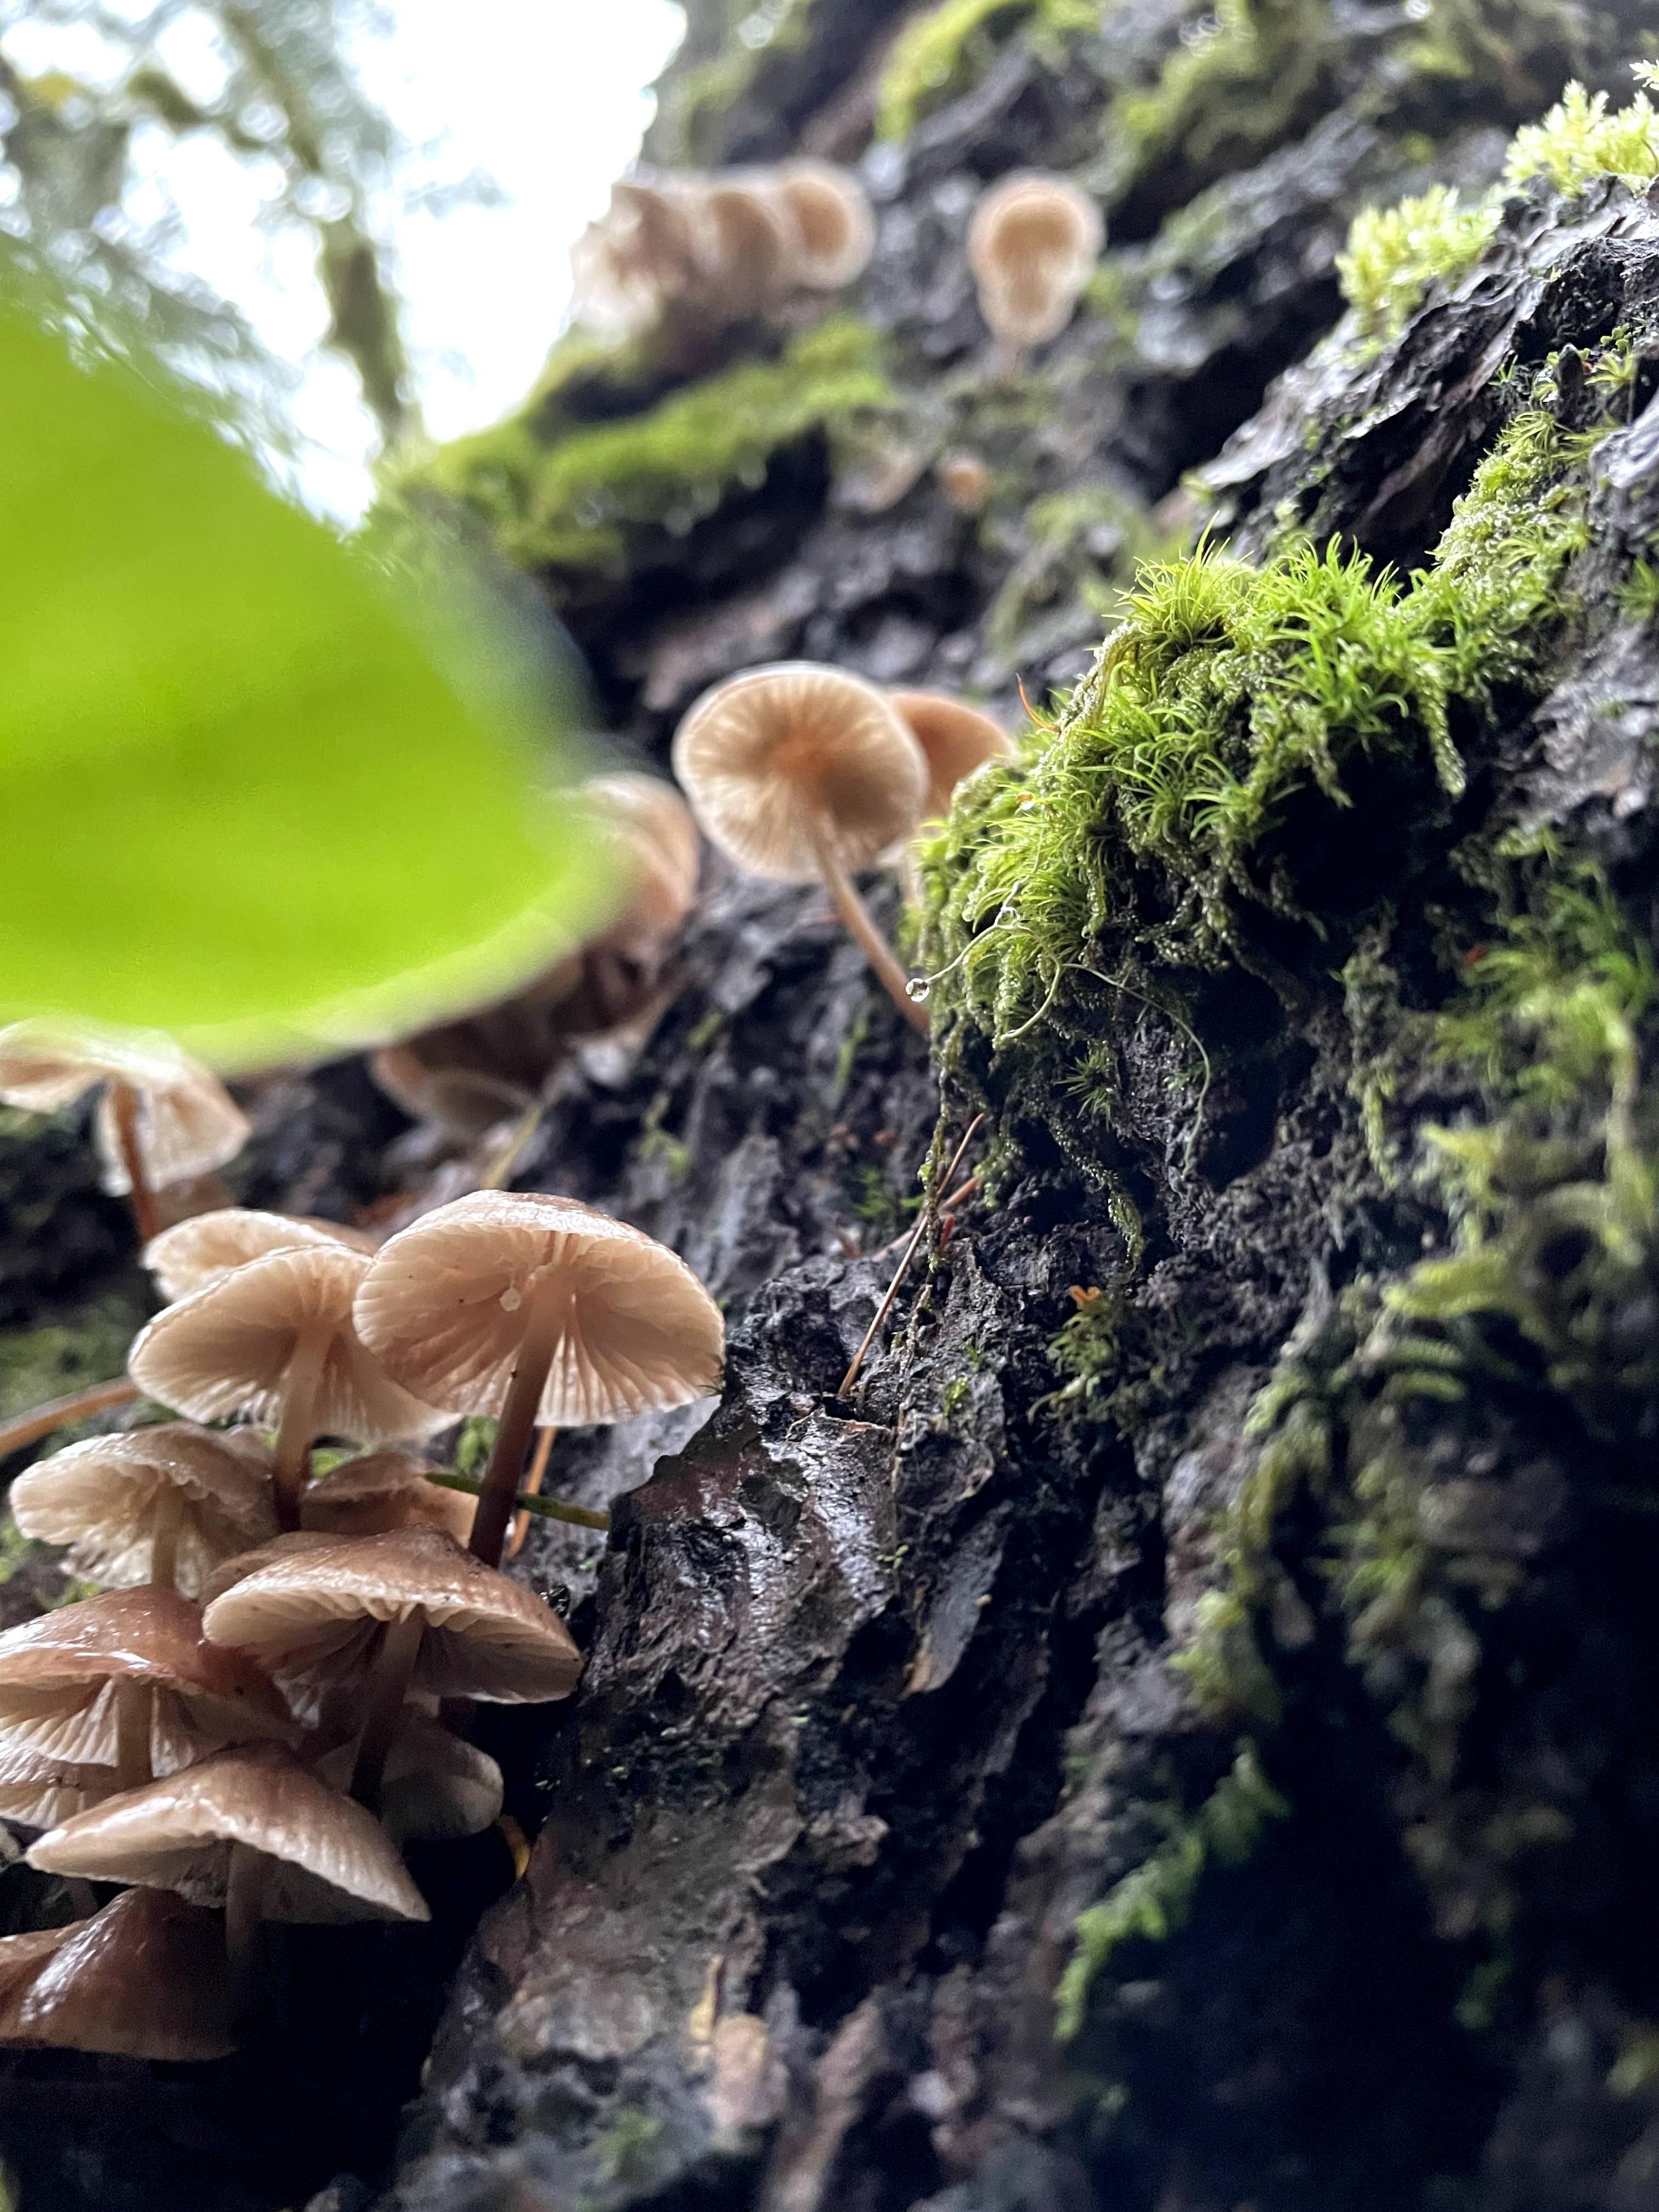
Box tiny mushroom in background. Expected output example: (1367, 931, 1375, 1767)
(368, 1045, 534, 1144)
(0, 1586, 293, 1792)
(352, 1190, 726, 1569)
(887, 692, 1017, 827)
(0, 1887, 236, 2059)
(936, 450, 992, 514)
(144, 1207, 379, 1304)
(694, 175, 801, 319)
(10, 1423, 278, 1596)
(967, 171, 1104, 364)
(769, 160, 876, 289)
(202, 1526, 582, 1808)
(0, 1018, 250, 1243)
(27, 1742, 429, 1999)
(299, 1448, 475, 1545)
(570, 177, 707, 338)
(127, 1243, 444, 1532)
(673, 662, 930, 1032)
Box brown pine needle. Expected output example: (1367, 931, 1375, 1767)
(838, 1115, 984, 1400)
(507, 1425, 557, 1559)
(0, 1377, 140, 1462)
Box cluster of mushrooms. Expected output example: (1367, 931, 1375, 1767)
(0, 1051, 725, 2056)
(572, 159, 1103, 366)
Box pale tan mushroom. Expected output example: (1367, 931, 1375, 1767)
(0, 1746, 119, 1832)
(144, 1207, 379, 1303)
(352, 1190, 724, 1566)
(300, 1448, 475, 1545)
(0, 1019, 249, 1242)
(887, 692, 1017, 826)
(770, 160, 876, 290)
(317, 1709, 503, 1847)
(10, 1423, 278, 1596)
(27, 1742, 429, 1988)
(198, 1531, 336, 1610)
(203, 1526, 582, 1804)
(967, 172, 1103, 358)
(571, 177, 708, 337)
(672, 662, 929, 1031)
(0, 1587, 294, 1792)
(368, 1046, 533, 1142)
(0, 1886, 236, 2058)
(694, 175, 802, 319)
(935, 450, 991, 514)
(127, 1244, 444, 1532)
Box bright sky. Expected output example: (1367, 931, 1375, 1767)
(2, 1, 687, 514)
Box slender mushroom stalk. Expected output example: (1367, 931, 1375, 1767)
(113, 1679, 152, 1792)
(470, 1281, 567, 1568)
(223, 1841, 268, 2019)
(809, 826, 929, 1034)
(271, 1320, 334, 1530)
(105, 1080, 161, 1242)
(348, 1608, 427, 1809)
(149, 1485, 185, 1592)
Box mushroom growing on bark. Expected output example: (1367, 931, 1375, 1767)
(10, 1423, 278, 1595)
(693, 176, 801, 319)
(966, 171, 1103, 362)
(570, 177, 707, 337)
(0, 1019, 250, 1243)
(0, 1587, 293, 1792)
(0, 1886, 236, 2059)
(887, 692, 1017, 827)
(202, 1526, 581, 1806)
(672, 662, 930, 1031)
(298, 1447, 475, 1544)
(769, 160, 875, 289)
(351, 1190, 726, 1568)
(144, 1207, 379, 1303)
(128, 1243, 444, 1532)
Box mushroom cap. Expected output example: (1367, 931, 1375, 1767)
(935, 450, 991, 514)
(672, 662, 928, 884)
(0, 1747, 119, 1832)
(571, 177, 706, 335)
(11, 1424, 279, 1599)
(317, 1710, 503, 1846)
(198, 1531, 336, 1611)
(0, 1018, 250, 1194)
(693, 176, 800, 317)
(0, 1886, 236, 2058)
(887, 692, 1017, 824)
(0, 1587, 295, 1768)
(770, 160, 876, 289)
(27, 1742, 430, 1924)
(202, 1525, 582, 1707)
(369, 1045, 532, 1139)
(352, 1189, 725, 1429)
(128, 1243, 445, 1442)
(966, 172, 1103, 347)
(300, 1449, 475, 1545)
(145, 1208, 379, 1304)
(584, 772, 702, 953)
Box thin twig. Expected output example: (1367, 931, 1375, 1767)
(0, 1377, 140, 1462)
(838, 1114, 983, 1400)
(508, 1425, 557, 1559)
(425, 1470, 610, 1531)
(480, 1097, 545, 1192)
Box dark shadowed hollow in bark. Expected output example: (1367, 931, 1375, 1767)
(10, 1, 1659, 2207)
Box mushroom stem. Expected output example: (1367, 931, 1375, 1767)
(149, 1485, 184, 1592)
(114, 1678, 152, 1792)
(469, 1282, 565, 1569)
(349, 1610, 426, 1813)
(810, 830, 929, 1035)
(106, 1080, 161, 1244)
(224, 1842, 268, 2024)
(272, 1321, 332, 1532)
(507, 1427, 558, 1560)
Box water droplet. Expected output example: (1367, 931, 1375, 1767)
(499, 1285, 522, 1312)
(906, 980, 931, 1003)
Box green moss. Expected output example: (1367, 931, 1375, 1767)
(591, 2108, 662, 2186)
(1505, 78, 1659, 195)
(876, 0, 1097, 141)
(651, 0, 817, 167)
(1337, 186, 1500, 346)
(1054, 1742, 1290, 2041)
(0, 1295, 145, 1427)
(638, 1088, 692, 1183)
(1621, 558, 1659, 623)
(1043, 1285, 1124, 1413)
(403, 317, 893, 583)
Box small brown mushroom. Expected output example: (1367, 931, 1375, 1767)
(202, 1525, 582, 1805)
(27, 1742, 429, 1995)
(352, 1190, 725, 1567)
(0, 1587, 294, 1793)
(672, 662, 929, 1031)
(571, 177, 708, 337)
(127, 1243, 444, 1532)
(10, 1423, 278, 1596)
(199, 1532, 336, 1610)
(300, 1448, 475, 1545)
(769, 160, 876, 290)
(0, 1886, 236, 2058)
(935, 450, 992, 514)
(966, 172, 1103, 361)
(0, 1019, 250, 1243)
(887, 692, 1017, 826)
(144, 1207, 379, 1303)
(693, 175, 802, 319)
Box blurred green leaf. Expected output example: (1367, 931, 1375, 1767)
(0, 305, 605, 1068)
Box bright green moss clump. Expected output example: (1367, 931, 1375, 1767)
(1504, 78, 1659, 194)
(1338, 187, 1500, 345)
(404, 317, 893, 583)
(876, 0, 1098, 140)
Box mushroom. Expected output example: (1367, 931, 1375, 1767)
(352, 1190, 725, 1567)
(202, 1526, 582, 1805)
(769, 160, 876, 290)
(317, 1709, 503, 1847)
(672, 662, 930, 1031)
(0, 1586, 294, 1792)
(27, 1742, 429, 1996)
(887, 692, 1017, 827)
(299, 1448, 475, 1545)
(0, 1886, 236, 2058)
(0, 1746, 119, 1832)
(144, 1207, 379, 1303)
(10, 1423, 279, 1596)
(571, 177, 707, 337)
(694, 175, 802, 319)
(199, 1532, 336, 1609)
(935, 450, 991, 514)
(0, 1019, 250, 1243)
(368, 1045, 534, 1143)
(127, 1243, 445, 1533)
(966, 172, 1103, 362)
